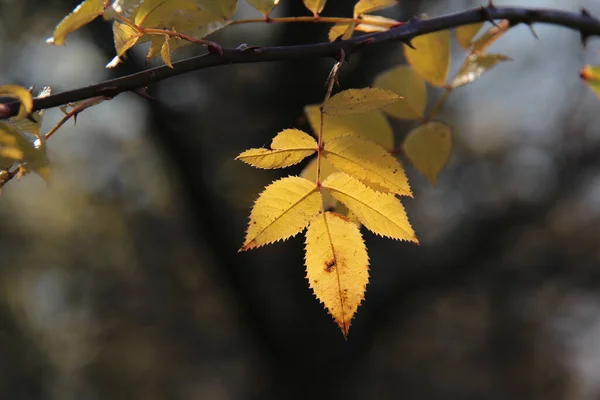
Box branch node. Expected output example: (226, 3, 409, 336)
(207, 42, 224, 56)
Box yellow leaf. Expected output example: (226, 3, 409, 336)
(303, 0, 327, 15)
(245, 0, 280, 16)
(456, 22, 484, 49)
(304, 105, 394, 150)
(581, 65, 600, 98)
(354, 0, 397, 18)
(112, 21, 140, 57)
(451, 53, 510, 88)
(355, 15, 398, 33)
(402, 121, 451, 186)
(135, 0, 198, 27)
(0, 123, 50, 183)
(0, 85, 33, 119)
(241, 176, 322, 250)
(322, 172, 417, 242)
(301, 157, 338, 210)
(472, 20, 510, 55)
(323, 88, 402, 116)
(236, 129, 317, 169)
(328, 22, 355, 42)
(373, 65, 426, 120)
(147, 35, 164, 61)
(324, 136, 411, 196)
(196, 0, 237, 18)
(47, 0, 107, 45)
(161, 38, 173, 68)
(305, 211, 369, 337)
(8, 86, 51, 138)
(404, 30, 451, 87)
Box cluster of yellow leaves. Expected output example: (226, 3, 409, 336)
(0, 86, 51, 185)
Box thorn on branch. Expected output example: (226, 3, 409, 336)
(403, 38, 416, 49)
(527, 23, 539, 39)
(480, 5, 500, 28)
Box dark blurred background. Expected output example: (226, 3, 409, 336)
(1, 0, 600, 399)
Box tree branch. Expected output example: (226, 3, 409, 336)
(0, 5, 599, 119)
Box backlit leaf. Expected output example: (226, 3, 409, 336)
(245, 0, 280, 16)
(373, 65, 426, 120)
(451, 53, 510, 88)
(241, 176, 322, 250)
(323, 88, 402, 116)
(303, 0, 327, 15)
(456, 22, 484, 49)
(581, 65, 600, 98)
(328, 22, 355, 42)
(324, 136, 411, 196)
(404, 30, 451, 87)
(110, 0, 141, 14)
(196, 0, 237, 18)
(112, 21, 140, 57)
(0, 85, 33, 119)
(0, 122, 50, 183)
(354, 0, 397, 18)
(305, 211, 369, 337)
(402, 121, 451, 186)
(322, 173, 417, 242)
(304, 105, 394, 150)
(472, 20, 510, 55)
(355, 15, 398, 33)
(301, 157, 338, 209)
(160, 38, 173, 68)
(236, 129, 317, 169)
(48, 0, 107, 45)
(135, 0, 198, 27)
(8, 86, 51, 138)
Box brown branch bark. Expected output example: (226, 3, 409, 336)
(0, 5, 599, 119)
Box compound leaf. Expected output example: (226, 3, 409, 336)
(305, 211, 369, 337)
(324, 136, 411, 196)
(236, 129, 317, 169)
(48, 0, 107, 45)
(402, 121, 452, 186)
(241, 176, 322, 250)
(404, 30, 451, 87)
(301, 157, 338, 210)
(323, 88, 403, 116)
(322, 173, 417, 242)
(373, 65, 426, 120)
(451, 53, 511, 88)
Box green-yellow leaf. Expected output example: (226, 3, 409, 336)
(236, 129, 317, 169)
(402, 121, 451, 186)
(245, 0, 280, 16)
(305, 211, 369, 337)
(323, 88, 403, 116)
(472, 20, 510, 55)
(581, 65, 600, 98)
(404, 30, 451, 87)
(451, 53, 510, 88)
(324, 136, 411, 196)
(355, 15, 398, 33)
(196, 0, 237, 18)
(0, 85, 33, 119)
(47, 0, 107, 45)
(301, 157, 338, 210)
(135, 0, 198, 27)
(241, 176, 322, 250)
(0, 122, 50, 183)
(304, 105, 394, 150)
(373, 65, 426, 120)
(456, 22, 484, 49)
(322, 172, 417, 242)
(328, 22, 355, 42)
(303, 0, 327, 15)
(112, 21, 140, 57)
(354, 0, 397, 18)
(161, 38, 173, 68)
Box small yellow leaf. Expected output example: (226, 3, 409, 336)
(304, 105, 394, 150)
(303, 0, 327, 15)
(404, 30, 451, 87)
(161, 37, 173, 68)
(197, 0, 237, 18)
(301, 157, 338, 210)
(581, 65, 600, 98)
(48, 0, 107, 45)
(112, 21, 140, 57)
(147, 36, 164, 61)
(355, 15, 398, 33)
(0, 123, 50, 183)
(0, 85, 33, 119)
(245, 0, 280, 16)
(324, 136, 411, 196)
(354, 0, 397, 18)
(236, 129, 317, 169)
(242, 176, 322, 250)
(8, 86, 51, 138)
(472, 20, 510, 55)
(373, 65, 426, 120)
(451, 53, 510, 88)
(456, 22, 484, 49)
(305, 211, 369, 337)
(323, 88, 402, 116)
(322, 173, 417, 242)
(402, 121, 452, 186)
(328, 22, 355, 42)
